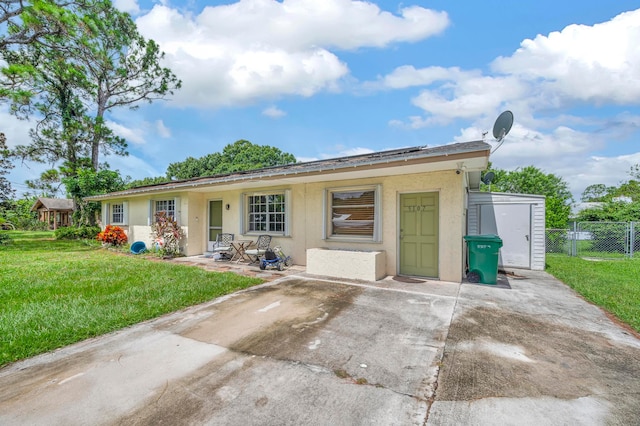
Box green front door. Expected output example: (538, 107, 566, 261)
(399, 193, 439, 277)
(209, 200, 223, 246)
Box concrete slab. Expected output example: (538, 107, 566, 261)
(2, 268, 639, 425)
(428, 269, 640, 425)
(0, 276, 456, 425)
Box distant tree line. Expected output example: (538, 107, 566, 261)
(576, 166, 640, 222)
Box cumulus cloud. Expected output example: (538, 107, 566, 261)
(113, 0, 140, 15)
(107, 121, 146, 145)
(380, 8, 640, 126)
(135, 0, 449, 108)
(376, 65, 477, 90)
(492, 9, 640, 106)
(104, 152, 163, 180)
(155, 120, 171, 138)
(451, 118, 638, 199)
(262, 105, 286, 118)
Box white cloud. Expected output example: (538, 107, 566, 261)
(262, 105, 286, 118)
(377, 65, 477, 90)
(135, 1, 449, 108)
(155, 120, 171, 138)
(104, 152, 163, 181)
(380, 9, 640, 125)
(453, 120, 639, 199)
(113, 0, 140, 15)
(492, 9, 640, 106)
(106, 120, 146, 145)
(0, 109, 31, 150)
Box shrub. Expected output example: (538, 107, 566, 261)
(55, 226, 101, 240)
(97, 225, 128, 246)
(150, 211, 183, 256)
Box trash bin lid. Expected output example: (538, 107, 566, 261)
(464, 234, 502, 243)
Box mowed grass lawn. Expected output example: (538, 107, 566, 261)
(0, 231, 262, 367)
(546, 254, 640, 333)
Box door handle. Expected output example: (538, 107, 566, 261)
(400, 229, 404, 240)
(525, 235, 529, 241)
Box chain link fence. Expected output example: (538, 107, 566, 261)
(546, 222, 639, 259)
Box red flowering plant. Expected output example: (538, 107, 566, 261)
(150, 211, 184, 256)
(97, 225, 128, 246)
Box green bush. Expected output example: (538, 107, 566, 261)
(55, 226, 101, 240)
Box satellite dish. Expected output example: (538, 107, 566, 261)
(490, 110, 514, 153)
(493, 110, 513, 141)
(482, 171, 495, 185)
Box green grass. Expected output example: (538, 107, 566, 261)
(0, 231, 262, 367)
(546, 254, 640, 333)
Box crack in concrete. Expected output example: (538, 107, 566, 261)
(423, 280, 461, 426)
(229, 346, 430, 405)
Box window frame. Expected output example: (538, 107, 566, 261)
(324, 184, 382, 242)
(154, 199, 176, 219)
(241, 190, 290, 236)
(111, 203, 124, 224)
(102, 201, 128, 226)
(148, 198, 181, 226)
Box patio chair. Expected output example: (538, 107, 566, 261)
(212, 233, 234, 260)
(245, 235, 272, 263)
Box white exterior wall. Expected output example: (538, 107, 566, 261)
(103, 169, 467, 282)
(467, 191, 546, 270)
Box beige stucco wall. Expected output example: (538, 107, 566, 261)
(103, 169, 466, 281)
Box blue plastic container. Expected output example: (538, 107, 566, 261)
(130, 241, 147, 254)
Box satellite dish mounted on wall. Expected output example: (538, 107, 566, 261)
(482, 171, 495, 185)
(482, 171, 495, 191)
(490, 110, 514, 153)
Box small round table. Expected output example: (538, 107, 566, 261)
(230, 240, 253, 263)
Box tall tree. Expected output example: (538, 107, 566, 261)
(167, 140, 297, 180)
(0, 0, 78, 50)
(0, 132, 15, 202)
(577, 165, 640, 222)
(25, 168, 62, 197)
(482, 165, 574, 229)
(75, 1, 181, 170)
(2, 0, 181, 173)
(62, 166, 126, 225)
(581, 184, 614, 202)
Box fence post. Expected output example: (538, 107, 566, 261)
(631, 222, 635, 259)
(572, 222, 577, 256)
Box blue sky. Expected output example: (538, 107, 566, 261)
(4, 0, 640, 200)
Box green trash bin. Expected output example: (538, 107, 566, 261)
(464, 234, 503, 285)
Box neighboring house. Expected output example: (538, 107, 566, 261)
(31, 198, 75, 230)
(86, 141, 491, 282)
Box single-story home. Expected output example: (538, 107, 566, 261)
(86, 141, 491, 282)
(31, 197, 75, 230)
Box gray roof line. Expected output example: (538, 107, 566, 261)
(86, 141, 490, 201)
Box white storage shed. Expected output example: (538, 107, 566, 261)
(467, 191, 546, 270)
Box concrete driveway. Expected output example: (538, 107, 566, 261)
(1, 270, 639, 425)
(428, 269, 640, 425)
(0, 276, 459, 425)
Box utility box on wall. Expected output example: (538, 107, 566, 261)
(467, 191, 546, 271)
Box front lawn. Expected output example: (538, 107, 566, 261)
(0, 231, 262, 367)
(546, 254, 640, 333)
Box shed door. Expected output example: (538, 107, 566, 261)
(399, 193, 439, 278)
(480, 203, 531, 268)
